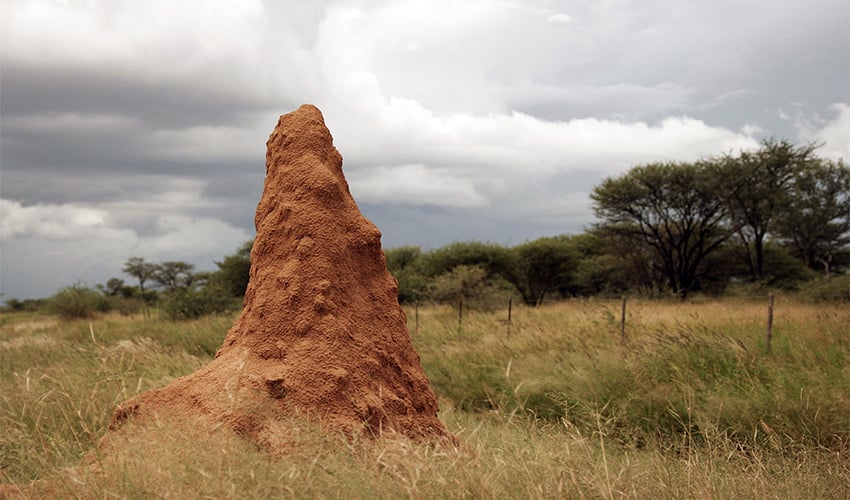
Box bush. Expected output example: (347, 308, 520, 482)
(211, 240, 253, 297)
(504, 235, 577, 305)
(110, 296, 146, 316)
(159, 284, 241, 320)
(797, 275, 850, 303)
(393, 268, 428, 304)
(426, 265, 510, 310)
(418, 241, 511, 279)
(572, 254, 630, 297)
(2, 298, 48, 312)
(384, 246, 427, 304)
(48, 284, 110, 319)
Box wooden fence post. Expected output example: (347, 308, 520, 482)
(415, 300, 420, 336)
(766, 293, 774, 353)
(458, 298, 464, 333)
(620, 296, 627, 344)
(507, 296, 513, 337)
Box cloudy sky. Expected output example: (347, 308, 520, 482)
(1, 0, 848, 301)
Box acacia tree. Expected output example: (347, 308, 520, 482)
(122, 257, 157, 301)
(213, 240, 253, 296)
(503, 236, 577, 306)
(718, 139, 817, 280)
(591, 161, 731, 299)
(152, 261, 196, 293)
(776, 158, 850, 275)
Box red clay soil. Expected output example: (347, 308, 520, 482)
(107, 104, 451, 448)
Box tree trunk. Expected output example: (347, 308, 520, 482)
(754, 235, 765, 279)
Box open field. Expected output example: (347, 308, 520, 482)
(1, 298, 848, 498)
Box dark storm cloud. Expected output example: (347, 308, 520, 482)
(1, 63, 270, 127)
(1, 0, 847, 301)
(1, 62, 278, 174)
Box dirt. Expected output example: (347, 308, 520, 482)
(106, 104, 451, 450)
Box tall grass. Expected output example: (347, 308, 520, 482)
(416, 298, 849, 450)
(1, 298, 848, 498)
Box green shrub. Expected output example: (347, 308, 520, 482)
(797, 274, 850, 303)
(2, 298, 48, 312)
(426, 265, 510, 310)
(159, 284, 241, 320)
(384, 246, 428, 304)
(47, 284, 110, 319)
(110, 296, 146, 316)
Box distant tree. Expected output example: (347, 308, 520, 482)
(571, 230, 645, 296)
(48, 283, 110, 319)
(426, 264, 507, 309)
(3, 298, 48, 312)
(159, 282, 239, 320)
(717, 139, 817, 280)
(775, 159, 850, 276)
(156, 262, 238, 320)
(385, 245, 421, 272)
(213, 240, 253, 296)
(122, 257, 157, 301)
(152, 261, 196, 293)
(4, 298, 26, 312)
(97, 277, 136, 298)
(418, 241, 511, 279)
(503, 235, 577, 306)
(384, 246, 427, 303)
(591, 161, 731, 299)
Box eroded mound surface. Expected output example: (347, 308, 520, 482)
(108, 105, 450, 450)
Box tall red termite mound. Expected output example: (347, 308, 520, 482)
(108, 105, 450, 447)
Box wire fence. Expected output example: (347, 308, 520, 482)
(410, 293, 784, 354)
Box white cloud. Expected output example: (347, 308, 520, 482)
(349, 164, 490, 208)
(778, 102, 850, 161)
(0, 197, 252, 298)
(740, 123, 764, 137)
(149, 123, 268, 163)
(133, 215, 251, 258)
(807, 103, 850, 161)
(2, 0, 265, 71)
(509, 191, 593, 226)
(0, 199, 129, 241)
(336, 102, 759, 198)
(546, 13, 573, 25)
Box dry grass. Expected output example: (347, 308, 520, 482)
(1, 298, 848, 498)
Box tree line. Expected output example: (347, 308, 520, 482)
(389, 139, 848, 304)
(4, 241, 253, 319)
(591, 139, 848, 298)
(3, 139, 847, 318)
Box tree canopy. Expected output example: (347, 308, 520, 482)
(718, 139, 818, 280)
(591, 161, 731, 298)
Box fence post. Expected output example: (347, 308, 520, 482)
(620, 296, 627, 344)
(458, 298, 464, 333)
(415, 300, 420, 336)
(766, 293, 774, 354)
(507, 296, 513, 337)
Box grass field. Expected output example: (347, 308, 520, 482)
(1, 297, 848, 498)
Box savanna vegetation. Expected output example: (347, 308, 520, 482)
(1, 298, 847, 497)
(1, 139, 848, 497)
(3, 139, 847, 317)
